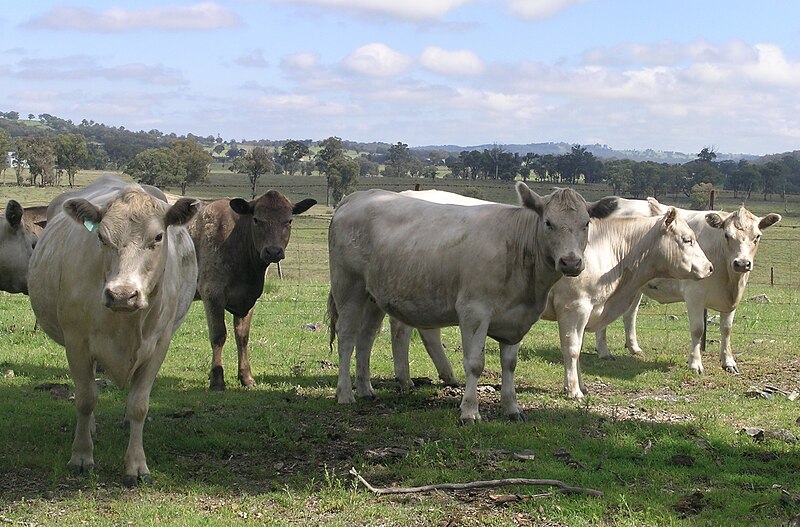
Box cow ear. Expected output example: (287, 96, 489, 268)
(63, 199, 103, 228)
(229, 198, 253, 216)
(165, 198, 200, 228)
(516, 182, 543, 215)
(705, 212, 725, 229)
(292, 198, 317, 215)
(663, 207, 677, 229)
(646, 197, 665, 216)
(588, 196, 618, 219)
(759, 213, 781, 230)
(5, 200, 23, 227)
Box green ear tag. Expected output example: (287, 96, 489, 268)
(84, 218, 99, 232)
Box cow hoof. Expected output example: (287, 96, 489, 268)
(599, 355, 616, 361)
(209, 366, 225, 391)
(508, 412, 526, 423)
(459, 414, 482, 425)
(68, 462, 94, 476)
(123, 473, 152, 488)
(723, 365, 740, 375)
(239, 377, 257, 388)
(358, 393, 377, 401)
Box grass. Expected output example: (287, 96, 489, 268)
(1, 172, 800, 525)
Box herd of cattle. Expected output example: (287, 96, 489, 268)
(0, 175, 781, 485)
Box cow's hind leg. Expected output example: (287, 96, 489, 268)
(234, 305, 257, 387)
(65, 346, 97, 475)
(499, 341, 524, 421)
(202, 298, 228, 390)
(354, 300, 385, 400)
(331, 282, 370, 404)
(686, 295, 706, 374)
(719, 310, 739, 374)
(390, 318, 415, 393)
(419, 328, 459, 386)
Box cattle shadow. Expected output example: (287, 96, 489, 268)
(519, 344, 675, 381)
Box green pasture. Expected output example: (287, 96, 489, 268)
(1, 173, 799, 526)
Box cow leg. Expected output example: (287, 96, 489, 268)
(719, 310, 739, 374)
(594, 326, 612, 360)
(332, 283, 369, 404)
(121, 340, 169, 487)
(686, 295, 706, 374)
(622, 293, 644, 356)
(65, 347, 97, 475)
(390, 318, 415, 393)
(458, 316, 490, 424)
(499, 341, 524, 421)
(419, 328, 459, 387)
(560, 316, 589, 399)
(354, 301, 384, 399)
(233, 306, 256, 387)
(202, 299, 228, 390)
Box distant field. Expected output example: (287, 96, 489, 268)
(1, 170, 799, 526)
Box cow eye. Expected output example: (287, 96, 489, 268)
(253, 217, 259, 225)
(284, 219, 293, 227)
(545, 219, 553, 229)
(682, 236, 693, 245)
(754, 235, 761, 243)
(154, 233, 163, 243)
(98, 233, 107, 246)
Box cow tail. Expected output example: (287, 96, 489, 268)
(326, 291, 337, 354)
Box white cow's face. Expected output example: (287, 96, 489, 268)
(658, 208, 714, 280)
(706, 208, 781, 274)
(64, 191, 199, 312)
(517, 183, 617, 277)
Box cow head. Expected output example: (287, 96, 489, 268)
(657, 207, 714, 280)
(705, 207, 781, 274)
(0, 200, 38, 294)
(64, 190, 200, 312)
(229, 191, 316, 265)
(517, 183, 617, 276)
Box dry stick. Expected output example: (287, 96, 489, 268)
(349, 467, 604, 498)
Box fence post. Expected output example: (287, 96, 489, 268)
(701, 190, 715, 353)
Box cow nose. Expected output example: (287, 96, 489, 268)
(733, 259, 752, 272)
(104, 287, 140, 311)
(262, 246, 285, 263)
(558, 256, 584, 276)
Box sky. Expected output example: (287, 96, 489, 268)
(2, 0, 800, 156)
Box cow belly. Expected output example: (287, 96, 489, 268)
(641, 278, 685, 304)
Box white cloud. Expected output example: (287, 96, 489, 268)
(506, 0, 588, 21)
(24, 2, 241, 32)
(420, 46, 484, 76)
(343, 43, 413, 77)
(270, 0, 473, 21)
(235, 50, 269, 69)
(12, 55, 185, 85)
(281, 52, 321, 72)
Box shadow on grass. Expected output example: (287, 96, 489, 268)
(521, 344, 675, 381)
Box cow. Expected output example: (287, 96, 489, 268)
(27, 176, 200, 487)
(594, 200, 781, 374)
(0, 200, 38, 294)
(188, 191, 316, 390)
(327, 183, 618, 423)
(390, 191, 714, 399)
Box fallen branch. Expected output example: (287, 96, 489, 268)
(349, 467, 603, 497)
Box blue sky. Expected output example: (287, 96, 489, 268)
(2, 0, 800, 155)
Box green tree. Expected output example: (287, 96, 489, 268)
(171, 139, 212, 195)
(316, 136, 345, 205)
(55, 134, 88, 187)
(16, 136, 55, 187)
(124, 148, 184, 188)
(230, 146, 274, 199)
(0, 129, 11, 183)
(384, 142, 412, 177)
(328, 156, 359, 206)
(278, 140, 310, 176)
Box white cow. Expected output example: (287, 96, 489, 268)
(28, 176, 200, 487)
(327, 183, 618, 423)
(392, 191, 714, 399)
(0, 200, 38, 294)
(594, 200, 781, 374)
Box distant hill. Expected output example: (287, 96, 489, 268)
(412, 142, 760, 164)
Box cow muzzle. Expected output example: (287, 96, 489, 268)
(261, 246, 285, 264)
(733, 259, 752, 273)
(558, 255, 584, 277)
(104, 286, 143, 312)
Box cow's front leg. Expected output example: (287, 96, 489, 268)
(202, 298, 228, 390)
(233, 306, 256, 387)
(622, 293, 644, 356)
(65, 348, 97, 475)
(390, 318, 415, 392)
(499, 341, 524, 421)
(560, 317, 588, 399)
(419, 328, 459, 386)
(458, 316, 489, 424)
(686, 298, 706, 374)
(353, 302, 384, 399)
(719, 310, 739, 374)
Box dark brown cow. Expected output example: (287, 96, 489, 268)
(189, 191, 316, 390)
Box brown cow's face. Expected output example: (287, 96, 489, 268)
(64, 192, 198, 312)
(706, 207, 781, 274)
(230, 192, 316, 265)
(0, 200, 37, 294)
